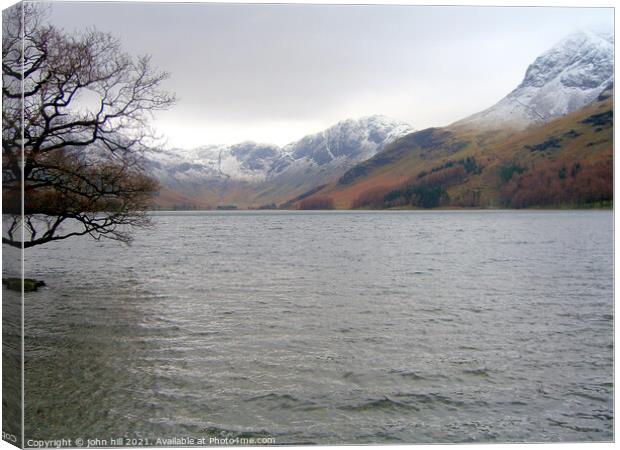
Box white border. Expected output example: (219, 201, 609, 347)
(0, 2, 615, 450)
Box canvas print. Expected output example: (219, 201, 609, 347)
(1, 1, 614, 447)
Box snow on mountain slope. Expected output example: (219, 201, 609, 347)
(146, 142, 283, 187)
(147, 115, 413, 187)
(456, 29, 614, 130)
(285, 115, 413, 166)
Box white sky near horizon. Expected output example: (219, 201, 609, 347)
(43, 1, 613, 149)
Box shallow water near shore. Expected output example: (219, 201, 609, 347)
(14, 210, 613, 443)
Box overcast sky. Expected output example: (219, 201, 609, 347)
(47, 2, 613, 148)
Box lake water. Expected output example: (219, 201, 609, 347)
(5, 210, 614, 444)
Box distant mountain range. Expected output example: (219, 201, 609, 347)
(147, 116, 413, 208)
(148, 29, 613, 210)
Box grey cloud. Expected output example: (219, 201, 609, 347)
(47, 2, 613, 147)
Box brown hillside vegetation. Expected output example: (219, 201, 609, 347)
(291, 88, 613, 209)
(298, 196, 335, 210)
(150, 187, 213, 210)
(150, 181, 266, 210)
(500, 159, 612, 208)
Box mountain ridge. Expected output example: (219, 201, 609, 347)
(147, 115, 413, 208)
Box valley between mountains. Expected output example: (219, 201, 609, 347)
(147, 29, 613, 210)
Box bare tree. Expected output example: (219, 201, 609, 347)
(2, 4, 175, 248)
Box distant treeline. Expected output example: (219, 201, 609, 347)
(500, 158, 612, 208)
(351, 156, 612, 209)
(352, 157, 482, 209)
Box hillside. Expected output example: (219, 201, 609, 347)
(290, 87, 612, 210)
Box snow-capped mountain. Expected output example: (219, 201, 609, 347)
(456, 29, 614, 130)
(147, 115, 413, 187)
(146, 142, 283, 186)
(285, 116, 413, 166)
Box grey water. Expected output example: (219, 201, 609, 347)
(6, 210, 614, 444)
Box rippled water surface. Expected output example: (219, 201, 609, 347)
(15, 211, 614, 443)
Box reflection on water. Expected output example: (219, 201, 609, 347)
(18, 211, 613, 443)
